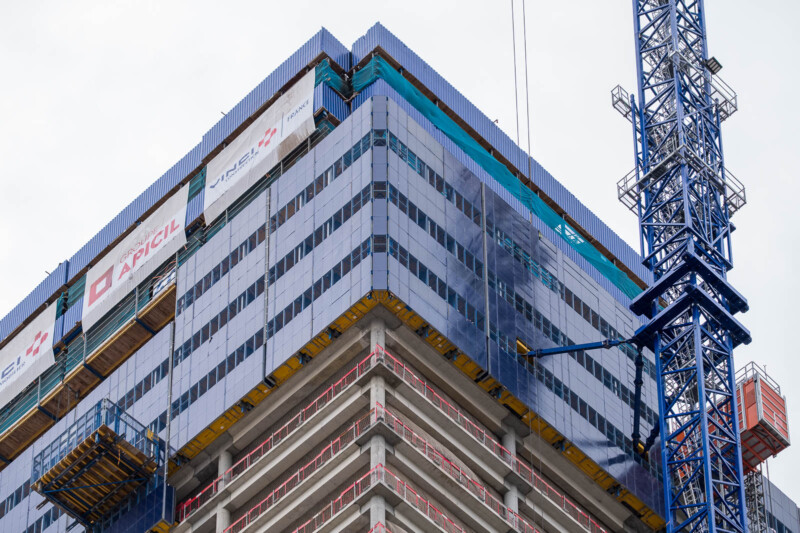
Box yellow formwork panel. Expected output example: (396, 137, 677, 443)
(170, 293, 380, 469)
(149, 518, 177, 533)
(167, 290, 665, 531)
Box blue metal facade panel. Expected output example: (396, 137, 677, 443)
(185, 191, 203, 229)
(61, 295, 83, 337)
(0, 261, 67, 345)
(380, 98, 661, 511)
(764, 476, 800, 533)
(314, 82, 349, 123)
(351, 23, 651, 285)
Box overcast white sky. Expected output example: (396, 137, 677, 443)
(1, 0, 797, 504)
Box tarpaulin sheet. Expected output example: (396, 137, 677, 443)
(0, 304, 57, 408)
(204, 70, 316, 223)
(82, 189, 188, 329)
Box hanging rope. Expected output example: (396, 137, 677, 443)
(511, 0, 521, 146)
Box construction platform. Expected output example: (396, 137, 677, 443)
(736, 362, 790, 471)
(31, 399, 166, 529)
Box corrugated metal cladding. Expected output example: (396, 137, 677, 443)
(351, 23, 651, 285)
(61, 296, 83, 338)
(315, 82, 349, 123)
(0, 261, 67, 345)
(199, 28, 350, 160)
(185, 192, 204, 231)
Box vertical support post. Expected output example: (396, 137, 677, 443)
(162, 287, 177, 523)
(216, 450, 232, 532)
(502, 426, 520, 514)
(262, 184, 272, 386)
(632, 346, 644, 451)
(366, 317, 390, 527)
(480, 183, 491, 368)
(370, 319, 386, 351)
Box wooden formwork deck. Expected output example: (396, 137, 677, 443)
(33, 425, 159, 526)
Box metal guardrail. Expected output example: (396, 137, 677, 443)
(378, 347, 606, 533)
(179, 346, 606, 533)
(31, 398, 165, 482)
(0, 259, 176, 438)
(736, 361, 781, 394)
(224, 409, 378, 533)
(176, 352, 379, 520)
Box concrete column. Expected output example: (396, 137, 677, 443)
(218, 450, 232, 477)
(370, 375, 386, 408)
(216, 451, 233, 533)
(369, 434, 386, 468)
(501, 426, 517, 456)
(366, 494, 388, 527)
(216, 508, 231, 533)
(502, 426, 520, 513)
(364, 435, 390, 527)
(370, 319, 386, 350)
(504, 481, 520, 514)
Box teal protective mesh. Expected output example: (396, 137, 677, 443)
(352, 56, 642, 299)
(315, 58, 352, 98)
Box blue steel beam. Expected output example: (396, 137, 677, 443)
(622, 0, 749, 531)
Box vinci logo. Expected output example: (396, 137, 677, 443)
(0, 331, 49, 385)
(87, 218, 182, 308)
(208, 126, 280, 190)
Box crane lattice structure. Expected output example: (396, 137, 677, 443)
(612, 0, 750, 531)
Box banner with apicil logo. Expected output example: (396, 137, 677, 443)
(82, 189, 188, 330)
(203, 70, 316, 222)
(0, 304, 57, 409)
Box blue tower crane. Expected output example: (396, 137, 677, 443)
(611, 1, 750, 531)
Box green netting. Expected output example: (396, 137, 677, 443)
(315, 58, 352, 98)
(352, 56, 642, 299)
(188, 167, 206, 200)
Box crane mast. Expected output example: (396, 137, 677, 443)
(614, 0, 750, 531)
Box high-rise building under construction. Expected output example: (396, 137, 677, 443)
(0, 24, 795, 533)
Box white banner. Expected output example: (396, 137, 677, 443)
(82, 189, 188, 330)
(204, 70, 316, 222)
(0, 304, 57, 408)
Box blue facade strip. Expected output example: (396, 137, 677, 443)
(0, 261, 68, 345)
(61, 296, 83, 339)
(199, 28, 349, 161)
(314, 82, 349, 123)
(351, 23, 650, 285)
(764, 476, 800, 533)
(185, 191, 204, 230)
